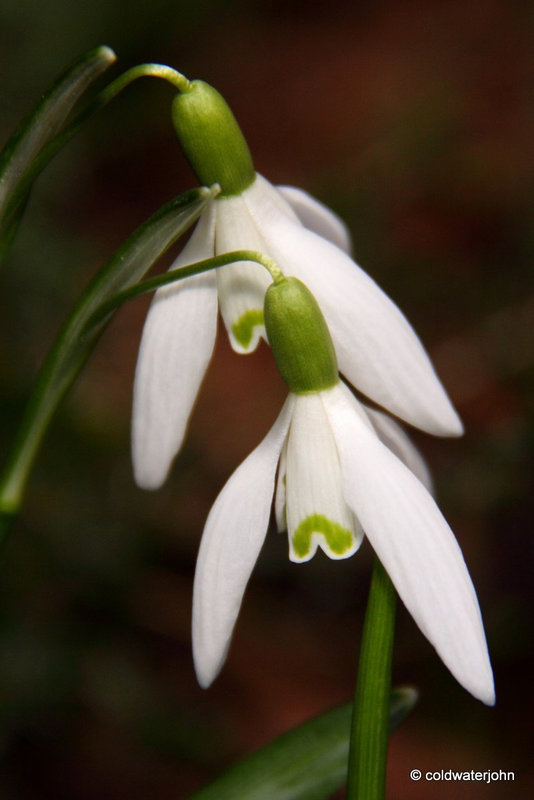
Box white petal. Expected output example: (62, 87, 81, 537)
(253, 207, 463, 437)
(243, 172, 300, 223)
(277, 185, 353, 254)
(132, 206, 217, 489)
(274, 438, 288, 532)
(215, 190, 271, 353)
(363, 405, 434, 493)
(192, 396, 295, 688)
(285, 393, 362, 563)
(325, 385, 495, 705)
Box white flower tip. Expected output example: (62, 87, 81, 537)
(132, 434, 172, 490)
(482, 686, 496, 707)
(460, 648, 495, 705)
(193, 629, 231, 690)
(442, 409, 464, 438)
(463, 669, 496, 706)
(412, 402, 464, 438)
(430, 611, 495, 706)
(133, 465, 167, 492)
(194, 658, 220, 690)
(289, 547, 314, 564)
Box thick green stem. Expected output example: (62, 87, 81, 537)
(346, 558, 396, 799)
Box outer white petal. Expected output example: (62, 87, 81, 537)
(192, 396, 295, 688)
(285, 393, 362, 563)
(241, 172, 300, 226)
(363, 405, 433, 493)
(277, 185, 353, 254)
(215, 190, 271, 353)
(325, 385, 495, 705)
(249, 200, 463, 437)
(253, 176, 300, 223)
(274, 438, 288, 532)
(132, 206, 217, 489)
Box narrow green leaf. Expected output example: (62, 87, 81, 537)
(0, 185, 215, 527)
(0, 194, 29, 261)
(0, 46, 116, 251)
(188, 688, 417, 800)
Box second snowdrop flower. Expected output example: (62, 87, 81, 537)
(193, 276, 494, 708)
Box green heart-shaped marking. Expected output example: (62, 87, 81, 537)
(231, 308, 264, 349)
(292, 513, 354, 559)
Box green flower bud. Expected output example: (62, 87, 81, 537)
(172, 80, 255, 197)
(264, 277, 339, 394)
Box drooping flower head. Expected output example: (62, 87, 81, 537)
(132, 76, 463, 491)
(193, 275, 494, 706)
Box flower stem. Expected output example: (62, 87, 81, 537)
(6, 64, 193, 222)
(57, 62, 192, 144)
(346, 557, 396, 799)
(82, 250, 284, 335)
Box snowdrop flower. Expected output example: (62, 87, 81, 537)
(132, 78, 462, 490)
(193, 276, 494, 706)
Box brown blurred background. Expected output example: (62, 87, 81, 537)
(0, 0, 533, 797)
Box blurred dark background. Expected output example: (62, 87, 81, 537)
(0, 0, 533, 797)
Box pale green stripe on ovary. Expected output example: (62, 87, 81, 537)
(231, 308, 264, 349)
(292, 513, 354, 559)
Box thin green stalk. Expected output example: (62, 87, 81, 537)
(1, 63, 192, 231)
(34, 63, 191, 171)
(346, 558, 396, 799)
(0, 46, 116, 256)
(82, 249, 283, 335)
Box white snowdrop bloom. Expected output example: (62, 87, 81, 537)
(132, 79, 462, 491)
(192, 380, 494, 706)
(193, 277, 494, 706)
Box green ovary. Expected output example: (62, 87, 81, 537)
(292, 514, 354, 559)
(231, 309, 264, 349)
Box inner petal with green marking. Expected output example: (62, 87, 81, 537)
(215, 187, 272, 354)
(291, 513, 356, 561)
(284, 393, 363, 563)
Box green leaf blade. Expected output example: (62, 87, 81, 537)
(0, 46, 116, 249)
(188, 688, 417, 800)
(0, 185, 214, 522)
